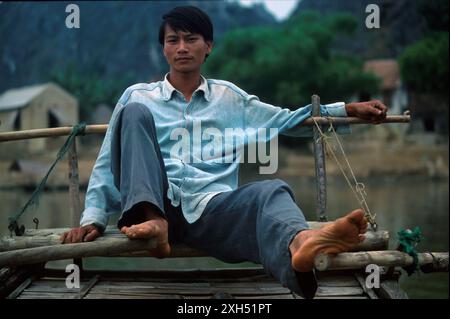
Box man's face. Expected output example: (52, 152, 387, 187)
(163, 25, 212, 74)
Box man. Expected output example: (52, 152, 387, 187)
(61, 6, 386, 298)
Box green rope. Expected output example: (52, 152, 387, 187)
(397, 227, 423, 275)
(8, 123, 87, 235)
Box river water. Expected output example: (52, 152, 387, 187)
(0, 175, 448, 299)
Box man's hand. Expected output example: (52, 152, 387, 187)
(60, 224, 101, 244)
(345, 100, 388, 124)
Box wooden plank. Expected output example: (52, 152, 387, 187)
(84, 293, 182, 299)
(354, 273, 379, 299)
(43, 267, 267, 281)
(26, 286, 80, 293)
(315, 296, 369, 299)
(292, 292, 369, 299)
(89, 285, 290, 296)
(93, 281, 211, 288)
(7, 275, 41, 299)
(375, 280, 409, 299)
(8, 272, 379, 299)
(7, 276, 35, 299)
(25, 278, 89, 293)
(238, 294, 295, 299)
(317, 275, 360, 287)
(82, 280, 283, 289)
(210, 281, 287, 289)
(78, 274, 100, 299)
(0, 267, 39, 299)
(89, 279, 290, 296)
(17, 291, 79, 299)
(88, 275, 271, 284)
(316, 286, 364, 297)
(0, 267, 14, 282)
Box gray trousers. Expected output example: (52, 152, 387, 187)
(111, 102, 318, 298)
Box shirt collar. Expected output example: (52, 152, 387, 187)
(162, 73, 210, 102)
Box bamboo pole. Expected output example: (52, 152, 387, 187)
(314, 251, 449, 272)
(0, 115, 411, 142)
(311, 95, 327, 222)
(17, 222, 381, 236)
(1, 223, 389, 250)
(67, 139, 83, 269)
(0, 125, 107, 142)
(306, 115, 411, 126)
(68, 139, 81, 228)
(0, 237, 159, 268)
(0, 225, 389, 267)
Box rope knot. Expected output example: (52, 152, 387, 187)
(72, 122, 87, 136)
(397, 227, 423, 275)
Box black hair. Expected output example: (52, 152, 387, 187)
(158, 6, 214, 46)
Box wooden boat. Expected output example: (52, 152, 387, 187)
(0, 107, 448, 299)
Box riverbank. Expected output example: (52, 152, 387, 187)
(277, 142, 449, 180)
(0, 142, 448, 189)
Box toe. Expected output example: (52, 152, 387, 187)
(347, 209, 365, 225)
(361, 216, 368, 227)
(361, 223, 368, 233)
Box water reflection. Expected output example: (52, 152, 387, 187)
(0, 176, 448, 298)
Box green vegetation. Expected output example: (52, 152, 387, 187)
(399, 0, 449, 96)
(205, 11, 380, 109)
(48, 63, 135, 122)
(399, 33, 448, 94)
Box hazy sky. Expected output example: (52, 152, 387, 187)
(238, 0, 300, 21)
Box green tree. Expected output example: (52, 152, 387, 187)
(399, 0, 449, 96)
(48, 63, 135, 122)
(399, 33, 448, 94)
(204, 11, 379, 109)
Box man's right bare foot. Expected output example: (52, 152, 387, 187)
(290, 209, 368, 272)
(120, 212, 170, 258)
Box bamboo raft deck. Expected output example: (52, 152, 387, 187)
(1, 224, 446, 299)
(3, 267, 403, 299)
(1, 111, 448, 299)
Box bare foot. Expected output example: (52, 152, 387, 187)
(290, 209, 368, 272)
(121, 212, 170, 258)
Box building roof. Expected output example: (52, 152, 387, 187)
(364, 59, 400, 90)
(0, 83, 71, 112)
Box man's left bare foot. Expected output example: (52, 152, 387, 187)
(290, 209, 368, 272)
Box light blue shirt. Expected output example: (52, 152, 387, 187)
(80, 74, 350, 228)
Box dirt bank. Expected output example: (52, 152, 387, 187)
(0, 142, 448, 189)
